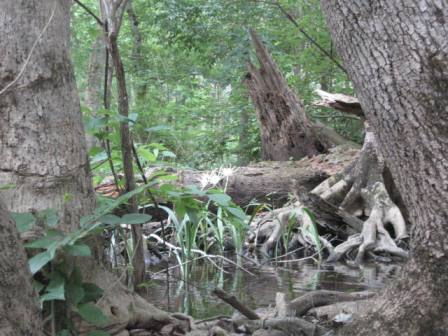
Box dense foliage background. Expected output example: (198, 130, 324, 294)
(71, 0, 361, 175)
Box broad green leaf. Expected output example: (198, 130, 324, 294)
(33, 279, 45, 293)
(66, 282, 85, 305)
(226, 206, 247, 221)
(39, 208, 59, 227)
(138, 148, 157, 163)
(29, 249, 55, 274)
(77, 303, 109, 327)
(81, 283, 104, 303)
(41, 274, 65, 301)
(121, 213, 152, 224)
(25, 236, 60, 249)
(99, 214, 122, 225)
(65, 244, 91, 257)
(11, 212, 36, 233)
(208, 193, 231, 206)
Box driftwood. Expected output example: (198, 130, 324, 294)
(212, 288, 260, 320)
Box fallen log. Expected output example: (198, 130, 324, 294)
(96, 145, 358, 208)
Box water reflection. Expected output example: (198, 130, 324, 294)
(141, 258, 402, 319)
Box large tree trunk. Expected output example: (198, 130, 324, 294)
(0, 0, 95, 230)
(321, 1, 448, 335)
(244, 29, 322, 160)
(0, 197, 42, 336)
(0, 2, 186, 335)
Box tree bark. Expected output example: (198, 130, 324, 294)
(0, 0, 96, 230)
(0, 2, 184, 334)
(244, 29, 322, 161)
(321, 1, 448, 335)
(0, 197, 42, 336)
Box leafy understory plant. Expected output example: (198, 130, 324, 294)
(13, 183, 156, 335)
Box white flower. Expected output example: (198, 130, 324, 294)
(221, 167, 235, 177)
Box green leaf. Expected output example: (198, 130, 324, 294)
(39, 208, 59, 227)
(87, 331, 111, 336)
(25, 236, 60, 249)
(56, 330, 71, 336)
(33, 279, 45, 293)
(226, 206, 247, 221)
(66, 282, 85, 305)
(81, 283, 104, 303)
(121, 213, 152, 224)
(65, 244, 91, 257)
(0, 183, 16, 190)
(77, 303, 109, 327)
(28, 249, 55, 274)
(161, 150, 176, 158)
(99, 214, 122, 225)
(208, 193, 231, 206)
(138, 148, 157, 163)
(41, 274, 65, 301)
(11, 212, 36, 233)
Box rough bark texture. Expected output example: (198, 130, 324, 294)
(321, 1, 448, 335)
(244, 29, 322, 160)
(0, 197, 42, 336)
(0, 2, 183, 335)
(0, 0, 95, 230)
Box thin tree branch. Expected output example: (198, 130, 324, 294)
(273, 1, 346, 73)
(249, 0, 347, 73)
(73, 0, 104, 26)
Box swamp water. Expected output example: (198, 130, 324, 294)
(142, 258, 401, 319)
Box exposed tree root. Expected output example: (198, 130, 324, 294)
(276, 290, 375, 317)
(74, 261, 191, 335)
(248, 201, 333, 258)
(312, 130, 408, 264)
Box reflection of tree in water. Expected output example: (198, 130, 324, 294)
(142, 259, 402, 319)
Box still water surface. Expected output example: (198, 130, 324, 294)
(142, 258, 401, 319)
